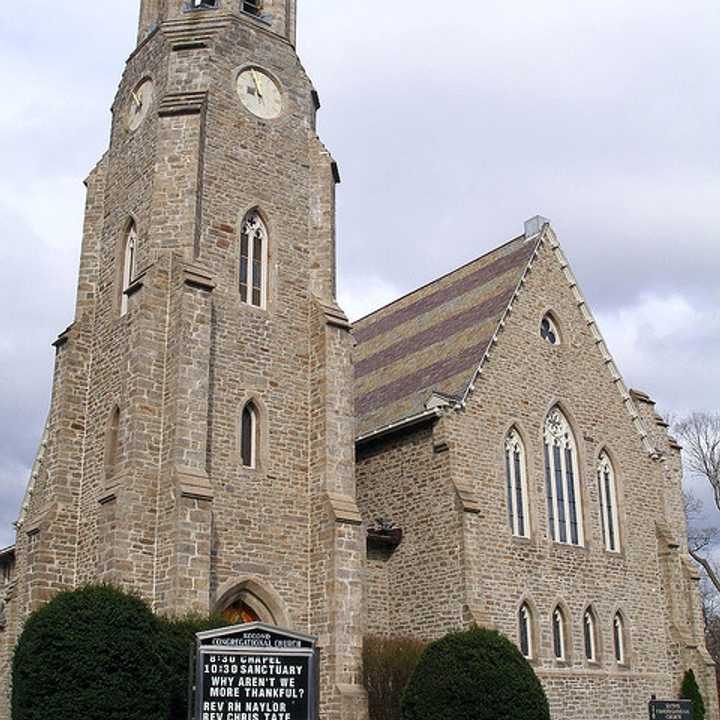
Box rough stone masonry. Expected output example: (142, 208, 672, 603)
(0, 2, 715, 720)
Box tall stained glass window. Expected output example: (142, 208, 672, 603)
(505, 429, 529, 537)
(240, 211, 268, 308)
(544, 408, 584, 546)
(598, 451, 620, 552)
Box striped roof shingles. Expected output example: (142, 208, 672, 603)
(353, 235, 536, 436)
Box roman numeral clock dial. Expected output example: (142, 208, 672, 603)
(237, 67, 283, 120)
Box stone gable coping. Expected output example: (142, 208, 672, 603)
(458, 224, 659, 460)
(15, 419, 49, 530)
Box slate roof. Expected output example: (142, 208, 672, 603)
(353, 234, 538, 437)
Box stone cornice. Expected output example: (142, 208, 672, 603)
(158, 91, 208, 118)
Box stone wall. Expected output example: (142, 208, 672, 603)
(355, 230, 718, 719)
(1, 9, 366, 720)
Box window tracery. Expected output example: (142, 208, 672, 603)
(598, 451, 620, 552)
(544, 409, 584, 546)
(583, 608, 597, 662)
(240, 211, 268, 308)
(505, 429, 529, 538)
(552, 606, 567, 661)
(541, 313, 560, 346)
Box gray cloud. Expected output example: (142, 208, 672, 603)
(0, 1, 718, 547)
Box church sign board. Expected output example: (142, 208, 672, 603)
(195, 623, 319, 720)
(648, 700, 693, 720)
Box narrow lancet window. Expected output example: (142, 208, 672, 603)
(583, 609, 597, 662)
(598, 451, 620, 552)
(121, 222, 138, 316)
(505, 429, 529, 537)
(241, 402, 258, 468)
(613, 613, 626, 664)
(239, 211, 268, 308)
(544, 409, 584, 546)
(518, 604, 533, 659)
(105, 406, 121, 477)
(552, 607, 567, 661)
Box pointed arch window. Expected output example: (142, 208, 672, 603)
(121, 222, 137, 317)
(552, 607, 567, 661)
(613, 613, 626, 664)
(239, 211, 268, 308)
(518, 603, 533, 659)
(541, 313, 561, 346)
(598, 451, 620, 552)
(241, 402, 258, 468)
(583, 608, 598, 662)
(222, 600, 261, 625)
(505, 429, 529, 538)
(544, 408, 584, 546)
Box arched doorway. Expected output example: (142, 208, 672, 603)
(214, 578, 289, 628)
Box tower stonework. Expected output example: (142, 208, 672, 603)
(2, 6, 717, 720)
(0, 3, 366, 719)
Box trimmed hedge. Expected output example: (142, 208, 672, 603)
(401, 627, 550, 720)
(159, 613, 229, 720)
(363, 635, 427, 720)
(11, 585, 229, 720)
(12, 585, 169, 720)
(681, 669, 706, 720)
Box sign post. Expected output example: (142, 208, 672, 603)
(649, 699, 693, 720)
(194, 622, 319, 720)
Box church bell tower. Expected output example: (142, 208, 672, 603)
(3, 3, 367, 719)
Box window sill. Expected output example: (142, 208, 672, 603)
(239, 9, 272, 26)
(236, 297, 270, 316)
(550, 541, 589, 555)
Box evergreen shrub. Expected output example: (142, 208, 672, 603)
(363, 635, 426, 720)
(12, 584, 169, 720)
(159, 613, 229, 720)
(401, 626, 550, 720)
(681, 668, 706, 720)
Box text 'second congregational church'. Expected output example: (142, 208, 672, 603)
(0, 2, 715, 719)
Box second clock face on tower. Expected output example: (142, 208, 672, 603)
(127, 78, 154, 131)
(237, 68, 283, 120)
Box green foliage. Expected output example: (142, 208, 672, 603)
(401, 626, 550, 720)
(12, 585, 169, 720)
(159, 613, 229, 720)
(363, 635, 427, 720)
(681, 668, 706, 720)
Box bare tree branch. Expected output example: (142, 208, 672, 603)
(675, 412, 720, 511)
(684, 490, 720, 595)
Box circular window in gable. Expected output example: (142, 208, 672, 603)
(541, 314, 561, 346)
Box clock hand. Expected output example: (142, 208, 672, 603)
(131, 91, 142, 110)
(251, 69, 264, 101)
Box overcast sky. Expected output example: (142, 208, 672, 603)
(1, 1, 718, 549)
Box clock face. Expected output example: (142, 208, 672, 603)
(236, 68, 283, 120)
(128, 78, 154, 131)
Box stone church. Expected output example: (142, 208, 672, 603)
(0, 2, 715, 719)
